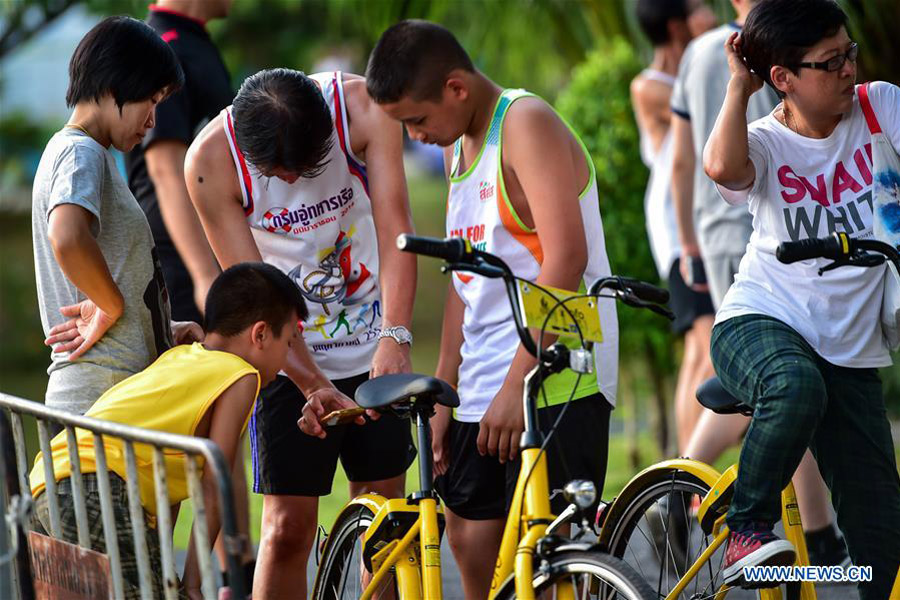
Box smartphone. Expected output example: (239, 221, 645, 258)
(319, 407, 366, 427)
(685, 255, 708, 288)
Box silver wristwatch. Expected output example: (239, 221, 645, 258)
(378, 325, 413, 346)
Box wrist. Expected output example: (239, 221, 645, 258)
(728, 77, 754, 101)
(102, 291, 125, 320)
(378, 325, 413, 346)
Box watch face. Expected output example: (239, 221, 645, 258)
(384, 327, 411, 344)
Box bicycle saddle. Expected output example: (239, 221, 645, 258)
(696, 377, 753, 416)
(355, 373, 460, 410)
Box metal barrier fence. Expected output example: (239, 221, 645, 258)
(0, 392, 248, 599)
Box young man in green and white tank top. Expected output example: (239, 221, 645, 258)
(368, 20, 619, 599)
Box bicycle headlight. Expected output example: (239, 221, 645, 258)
(563, 480, 597, 510)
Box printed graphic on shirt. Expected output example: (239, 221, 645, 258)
(287, 226, 375, 315)
(449, 223, 487, 284)
(260, 187, 355, 235)
(143, 247, 174, 357)
(478, 180, 495, 202)
(780, 143, 879, 240)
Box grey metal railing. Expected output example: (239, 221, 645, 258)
(0, 393, 248, 599)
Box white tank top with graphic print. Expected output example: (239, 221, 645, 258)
(222, 71, 380, 380)
(447, 89, 619, 422)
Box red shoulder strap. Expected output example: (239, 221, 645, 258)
(857, 82, 882, 135)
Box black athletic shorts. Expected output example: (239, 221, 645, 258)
(434, 393, 611, 520)
(667, 258, 716, 335)
(250, 374, 416, 496)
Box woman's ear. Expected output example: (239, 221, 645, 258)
(770, 65, 794, 96)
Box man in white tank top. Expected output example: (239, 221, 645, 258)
(369, 21, 619, 599)
(184, 68, 417, 598)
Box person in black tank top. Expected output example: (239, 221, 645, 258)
(125, 0, 233, 324)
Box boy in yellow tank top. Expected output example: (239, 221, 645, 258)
(30, 262, 310, 599)
(368, 20, 620, 599)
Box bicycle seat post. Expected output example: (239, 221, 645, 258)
(410, 403, 436, 501)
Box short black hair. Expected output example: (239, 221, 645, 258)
(232, 69, 333, 178)
(636, 0, 688, 46)
(742, 0, 848, 98)
(66, 16, 184, 110)
(204, 262, 308, 337)
(366, 20, 475, 104)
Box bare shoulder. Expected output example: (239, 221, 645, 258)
(185, 112, 239, 200)
(343, 73, 387, 123)
(342, 73, 398, 149)
(503, 95, 571, 147)
(630, 75, 671, 118)
(186, 112, 231, 173)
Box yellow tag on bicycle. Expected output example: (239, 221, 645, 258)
(516, 281, 603, 343)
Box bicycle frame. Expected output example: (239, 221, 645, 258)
(599, 458, 818, 600)
(489, 368, 560, 600)
(343, 365, 571, 600)
(321, 235, 673, 600)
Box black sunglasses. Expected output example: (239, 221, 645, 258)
(797, 42, 858, 72)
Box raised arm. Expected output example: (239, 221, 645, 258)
(703, 32, 761, 191)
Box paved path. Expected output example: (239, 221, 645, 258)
(181, 531, 858, 599)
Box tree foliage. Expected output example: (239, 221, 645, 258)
(556, 38, 675, 376)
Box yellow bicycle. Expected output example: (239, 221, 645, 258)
(594, 232, 900, 600)
(311, 234, 667, 600)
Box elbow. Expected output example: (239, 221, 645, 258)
(703, 155, 729, 184)
(549, 245, 588, 288)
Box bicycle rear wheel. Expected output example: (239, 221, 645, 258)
(494, 551, 655, 600)
(312, 505, 398, 600)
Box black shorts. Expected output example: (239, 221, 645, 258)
(250, 374, 416, 496)
(434, 394, 611, 520)
(668, 258, 716, 335)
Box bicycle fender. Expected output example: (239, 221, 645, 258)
(596, 459, 722, 550)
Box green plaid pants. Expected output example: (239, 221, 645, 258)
(33, 472, 186, 600)
(711, 314, 900, 600)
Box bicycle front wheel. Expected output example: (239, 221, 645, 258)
(603, 469, 726, 600)
(312, 504, 398, 600)
(494, 551, 655, 600)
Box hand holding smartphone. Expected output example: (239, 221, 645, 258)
(319, 407, 367, 427)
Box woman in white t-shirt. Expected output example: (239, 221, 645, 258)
(701, 0, 900, 597)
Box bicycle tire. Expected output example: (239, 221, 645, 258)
(602, 469, 734, 600)
(493, 550, 656, 600)
(312, 504, 398, 600)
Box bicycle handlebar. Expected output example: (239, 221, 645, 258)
(608, 277, 670, 305)
(776, 232, 900, 267)
(397, 234, 673, 359)
(776, 234, 845, 263)
(396, 234, 473, 263)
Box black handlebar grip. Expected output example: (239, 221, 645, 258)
(776, 234, 846, 264)
(396, 234, 470, 263)
(619, 278, 670, 304)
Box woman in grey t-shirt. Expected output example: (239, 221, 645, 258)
(33, 16, 199, 415)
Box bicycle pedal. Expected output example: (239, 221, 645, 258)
(698, 464, 737, 535)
